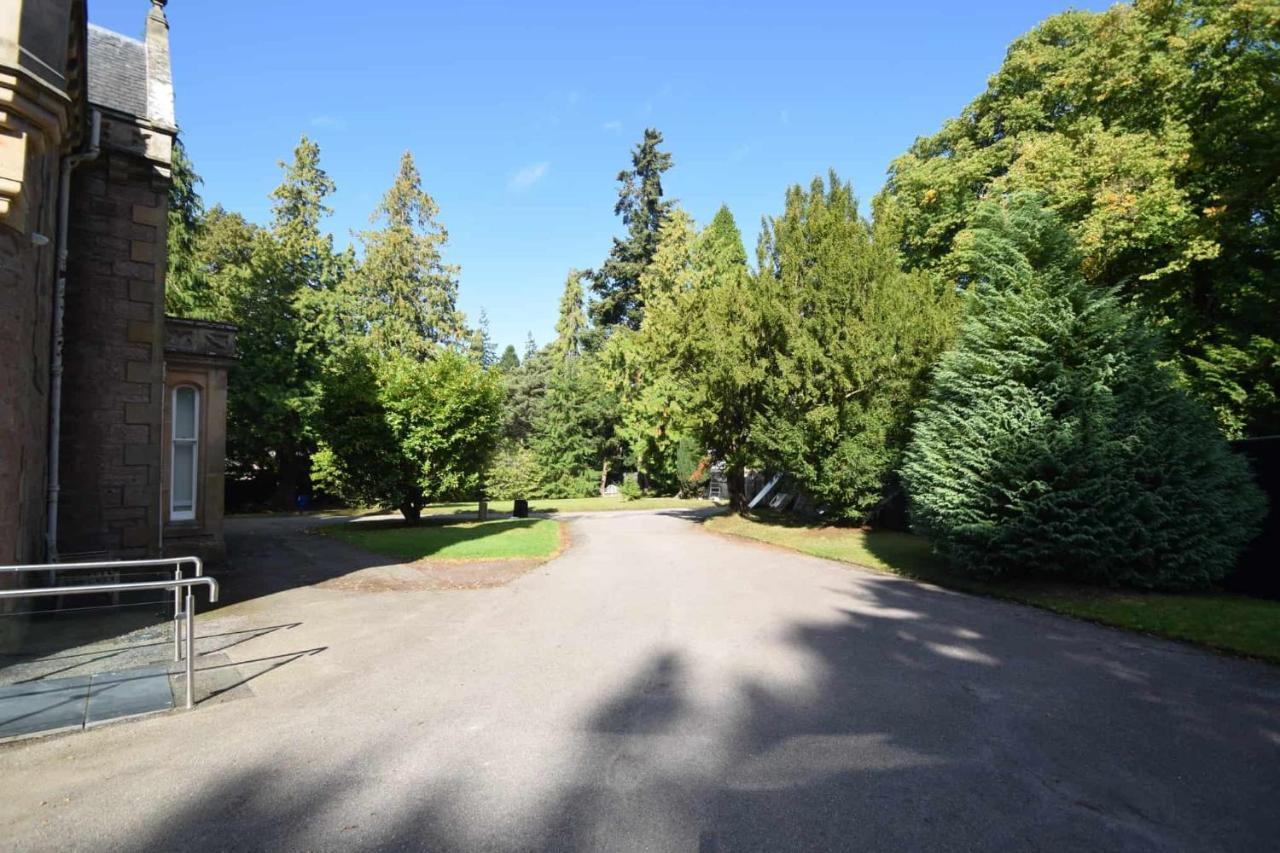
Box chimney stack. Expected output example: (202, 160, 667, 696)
(145, 0, 175, 130)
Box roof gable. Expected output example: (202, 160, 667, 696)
(86, 23, 146, 118)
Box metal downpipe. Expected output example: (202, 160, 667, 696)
(45, 110, 101, 564)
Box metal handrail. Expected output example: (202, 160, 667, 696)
(0, 576, 218, 710)
(0, 556, 204, 574)
(0, 556, 204, 662)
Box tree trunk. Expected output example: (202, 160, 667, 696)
(728, 464, 748, 513)
(599, 459, 610, 495)
(271, 441, 300, 511)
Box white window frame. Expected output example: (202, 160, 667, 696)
(170, 385, 199, 522)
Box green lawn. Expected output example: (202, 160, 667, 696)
(422, 495, 718, 515)
(706, 513, 1280, 664)
(325, 518, 562, 561)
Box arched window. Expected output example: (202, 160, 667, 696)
(171, 385, 199, 521)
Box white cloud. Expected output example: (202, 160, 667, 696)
(309, 114, 347, 130)
(602, 120, 622, 133)
(507, 162, 550, 191)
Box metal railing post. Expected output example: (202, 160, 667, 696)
(185, 588, 195, 710)
(0, 567, 217, 714)
(173, 563, 183, 662)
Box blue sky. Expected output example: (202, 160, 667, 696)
(92, 0, 1114, 353)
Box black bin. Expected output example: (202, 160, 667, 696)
(513, 499, 529, 518)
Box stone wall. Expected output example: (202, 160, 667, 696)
(0, 131, 58, 566)
(57, 141, 168, 559)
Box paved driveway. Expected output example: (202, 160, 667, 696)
(1, 510, 1277, 851)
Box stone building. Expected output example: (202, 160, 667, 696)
(0, 0, 235, 577)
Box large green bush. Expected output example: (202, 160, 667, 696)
(485, 445, 543, 500)
(902, 198, 1266, 589)
(312, 348, 505, 520)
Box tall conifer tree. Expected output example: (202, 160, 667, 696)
(353, 151, 463, 358)
(468, 308, 495, 367)
(590, 128, 674, 329)
(165, 138, 208, 317)
(553, 270, 588, 361)
(756, 172, 957, 520)
(903, 196, 1266, 588)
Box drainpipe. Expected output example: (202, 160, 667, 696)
(45, 110, 101, 563)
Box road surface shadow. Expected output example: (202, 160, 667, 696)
(115, 575, 1280, 852)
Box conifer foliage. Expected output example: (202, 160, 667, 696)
(755, 173, 957, 521)
(590, 128, 674, 329)
(354, 151, 464, 358)
(902, 197, 1266, 589)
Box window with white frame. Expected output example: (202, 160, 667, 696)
(171, 385, 199, 521)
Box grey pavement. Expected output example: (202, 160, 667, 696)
(0, 509, 1277, 851)
(0, 664, 176, 740)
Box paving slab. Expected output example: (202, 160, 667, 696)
(85, 665, 174, 725)
(0, 674, 90, 739)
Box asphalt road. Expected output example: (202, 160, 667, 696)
(1, 509, 1277, 851)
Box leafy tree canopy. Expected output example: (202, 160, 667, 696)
(876, 0, 1280, 436)
(313, 348, 505, 521)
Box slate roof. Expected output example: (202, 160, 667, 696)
(86, 24, 147, 118)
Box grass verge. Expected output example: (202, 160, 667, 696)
(705, 513, 1280, 664)
(423, 496, 718, 515)
(325, 517, 563, 561)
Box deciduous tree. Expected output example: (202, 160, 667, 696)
(876, 0, 1280, 436)
(313, 349, 504, 521)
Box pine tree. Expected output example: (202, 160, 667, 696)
(502, 347, 550, 445)
(902, 196, 1267, 589)
(683, 205, 763, 508)
(590, 128, 674, 329)
(552, 270, 588, 361)
(270, 135, 337, 292)
(353, 151, 463, 358)
(165, 138, 208, 317)
(533, 357, 621, 497)
(468, 308, 495, 367)
(693, 204, 748, 278)
(498, 345, 520, 372)
(612, 210, 699, 489)
(251, 136, 344, 507)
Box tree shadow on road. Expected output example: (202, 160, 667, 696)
(108, 571, 1280, 853)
